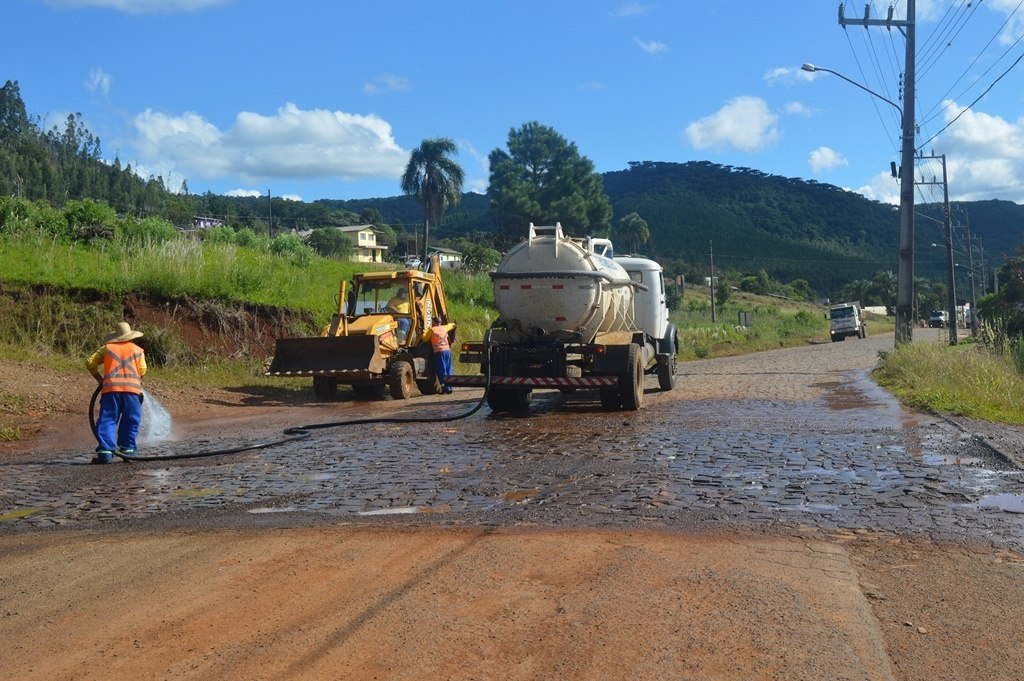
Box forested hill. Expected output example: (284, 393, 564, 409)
(600, 161, 900, 293)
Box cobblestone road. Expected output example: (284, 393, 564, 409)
(3, 333, 1024, 549)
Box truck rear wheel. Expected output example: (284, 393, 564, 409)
(656, 354, 676, 391)
(599, 388, 620, 410)
(487, 387, 531, 412)
(312, 376, 338, 400)
(620, 344, 644, 411)
(388, 361, 414, 400)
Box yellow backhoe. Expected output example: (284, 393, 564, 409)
(266, 255, 454, 400)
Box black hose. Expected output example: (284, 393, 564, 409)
(88, 332, 493, 462)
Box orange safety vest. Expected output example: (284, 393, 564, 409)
(101, 342, 144, 395)
(430, 325, 451, 353)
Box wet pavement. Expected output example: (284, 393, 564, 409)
(3, 333, 1024, 550)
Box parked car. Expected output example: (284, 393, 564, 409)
(403, 256, 422, 269)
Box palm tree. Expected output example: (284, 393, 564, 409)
(615, 212, 650, 254)
(400, 138, 464, 263)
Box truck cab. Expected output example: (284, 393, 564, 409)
(829, 302, 867, 342)
(928, 310, 948, 328)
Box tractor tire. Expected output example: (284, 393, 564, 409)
(312, 376, 338, 400)
(417, 373, 442, 395)
(619, 344, 644, 411)
(388, 361, 414, 400)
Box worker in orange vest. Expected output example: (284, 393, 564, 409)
(429, 316, 456, 394)
(85, 322, 147, 464)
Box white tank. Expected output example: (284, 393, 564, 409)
(491, 223, 637, 342)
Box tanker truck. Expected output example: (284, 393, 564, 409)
(447, 223, 678, 412)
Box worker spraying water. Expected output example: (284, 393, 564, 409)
(85, 321, 147, 464)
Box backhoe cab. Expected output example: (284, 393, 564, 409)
(266, 255, 453, 400)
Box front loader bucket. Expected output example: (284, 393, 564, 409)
(266, 335, 386, 376)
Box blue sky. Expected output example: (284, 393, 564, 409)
(7, 0, 1024, 207)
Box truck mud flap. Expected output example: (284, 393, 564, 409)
(266, 335, 385, 376)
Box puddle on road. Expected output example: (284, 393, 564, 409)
(249, 506, 299, 514)
(501, 488, 540, 502)
(167, 487, 223, 499)
(0, 508, 44, 521)
(812, 371, 906, 429)
(923, 453, 984, 466)
(972, 493, 1024, 514)
(358, 507, 420, 516)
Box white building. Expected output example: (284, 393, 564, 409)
(298, 225, 388, 263)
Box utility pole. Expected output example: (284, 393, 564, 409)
(919, 154, 956, 345)
(840, 0, 916, 344)
(960, 208, 978, 337)
(709, 241, 717, 323)
(267, 189, 273, 238)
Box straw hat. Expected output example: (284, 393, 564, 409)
(104, 321, 144, 343)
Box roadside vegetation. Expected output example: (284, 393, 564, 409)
(875, 338, 1024, 424)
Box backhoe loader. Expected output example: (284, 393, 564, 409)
(266, 254, 454, 400)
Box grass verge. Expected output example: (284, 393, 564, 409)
(874, 340, 1024, 424)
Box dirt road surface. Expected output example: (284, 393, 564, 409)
(2, 336, 1024, 680)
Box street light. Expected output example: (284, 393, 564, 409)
(800, 64, 902, 117)
(801, 60, 916, 344)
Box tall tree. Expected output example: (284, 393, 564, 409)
(0, 80, 30, 146)
(400, 138, 464, 263)
(488, 121, 612, 240)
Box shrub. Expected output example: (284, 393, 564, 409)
(306, 228, 353, 258)
(202, 225, 236, 245)
(0, 197, 68, 240)
(233, 228, 264, 249)
(63, 199, 117, 241)
(117, 216, 179, 248)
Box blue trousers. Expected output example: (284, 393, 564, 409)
(434, 349, 452, 391)
(96, 392, 143, 452)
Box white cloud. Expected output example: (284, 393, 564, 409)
(854, 99, 1024, 204)
(578, 81, 606, 91)
(43, 0, 228, 11)
(684, 96, 780, 152)
(362, 73, 411, 96)
(612, 4, 650, 18)
(856, 171, 901, 205)
(224, 188, 301, 202)
(808, 146, 848, 173)
(785, 102, 811, 116)
(131, 102, 409, 184)
(763, 66, 808, 86)
(84, 68, 111, 95)
(455, 139, 489, 195)
(927, 101, 1024, 202)
(634, 38, 667, 55)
